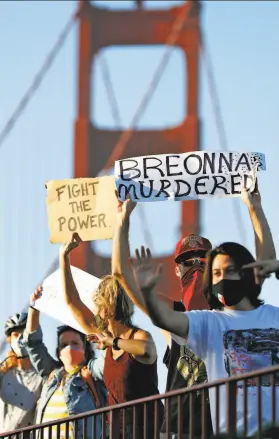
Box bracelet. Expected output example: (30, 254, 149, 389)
(112, 337, 121, 351)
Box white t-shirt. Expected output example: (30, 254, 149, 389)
(172, 304, 279, 436)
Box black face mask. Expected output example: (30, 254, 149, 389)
(212, 279, 247, 306)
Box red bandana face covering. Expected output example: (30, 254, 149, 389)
(181, 266, 210, 311)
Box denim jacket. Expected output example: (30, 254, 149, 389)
(19, 327, 107, 439)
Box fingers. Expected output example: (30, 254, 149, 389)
(134, 246, 151, 261)
(156, 263, 163, 277)
(34, 286, 43, 299)
(71, 232, 82, 243)
(146, 248, 152, 259)
(242, 262, 265, 270)
(140, 246, 147, 259)
(87, 334, 98, 342)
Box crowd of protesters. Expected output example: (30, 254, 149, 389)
(1, 184, 279, 439)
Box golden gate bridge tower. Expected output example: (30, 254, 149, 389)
(71, 0, 202, 301)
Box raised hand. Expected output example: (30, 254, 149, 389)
(243, 259, 279, 279)
(131, 246, 162, 292)
(60, 232, 82, 257)
(115, 191, 137, 222)
(241, 180, 261, 209)
(30, 286, 43, 307)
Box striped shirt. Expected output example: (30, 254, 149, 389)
(42, 383, 74, 439)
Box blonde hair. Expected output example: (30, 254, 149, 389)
(93, 275, 134, 325)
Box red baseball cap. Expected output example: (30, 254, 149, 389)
(175, 234, 212, 263)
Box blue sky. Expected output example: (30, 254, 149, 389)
(0, 0, 278, 392)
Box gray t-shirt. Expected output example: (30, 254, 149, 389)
(0, 367, 43, 433)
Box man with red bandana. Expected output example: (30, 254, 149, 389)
(158, 234, 213, 439)
(112, 186, 275, 438)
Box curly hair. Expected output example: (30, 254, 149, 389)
(203, 242, 263, 310)
(93, 275, 135, 327)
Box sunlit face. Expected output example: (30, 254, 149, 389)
(10, 328, 24, 344)
(58, 331, 84, 354)
(212, 254, 240, 285)
(175, 250, 207, 279)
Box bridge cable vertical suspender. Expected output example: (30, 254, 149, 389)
(0, 3, 83, 149)
(199, 30, 247, 246)
(98, 53, 154, 250)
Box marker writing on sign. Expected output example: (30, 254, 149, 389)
(118, 153, 253, 181)
(56, 182, 100, 201)
(117, 173, 254, 200)
(58, 214, 107, 232)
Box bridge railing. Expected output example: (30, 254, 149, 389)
(1, 364, 279, 439)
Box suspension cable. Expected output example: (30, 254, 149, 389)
(0, 2, 83, 149)
(103, 0, 195, 169)
(199, 29, 247, 245)
(98, 53, 154, 249)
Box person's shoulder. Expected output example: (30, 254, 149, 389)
(259, 303, 279, 316)
(133, 328, 154, 341)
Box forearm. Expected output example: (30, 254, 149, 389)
(59, 251, 98, 333)
(112, 216, 130, 276)
(60, 252, 80, 305)
(141, 287, 172, 330)
(141, 286, 189, 338)
(249, 205, 276, 260)
(115, 338, 153, 358)
(26, 307, 40, 333)
(112, 217, 147, 314)
(19, 328, 58, 377)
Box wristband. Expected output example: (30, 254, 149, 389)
(276, 270, 279, 280)
(112, 337, 121, 351)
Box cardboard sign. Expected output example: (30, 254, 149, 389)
(115, 151, 266, 202)
(46, 176, 118, 243)
(34, 266, 101, 333)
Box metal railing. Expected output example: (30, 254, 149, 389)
(2, 364, 279, 439)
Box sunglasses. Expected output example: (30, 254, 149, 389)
(180, 257, 207, 267)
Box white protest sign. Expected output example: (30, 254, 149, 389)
(46, 176, 118, 243)
(114, 151, 266, 202)
(34, 266, 101, 333)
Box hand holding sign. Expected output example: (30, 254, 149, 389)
(115, 191, 137, 223)
(60, 233, 82, 258)
(240, 180, 261, 210)
(30, 286, 43, 308)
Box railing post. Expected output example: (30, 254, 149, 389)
(109, 409, 120, 439)
(226, 381, 237, 435)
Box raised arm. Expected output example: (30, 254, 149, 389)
(131, 247, 189, 338)
(19, 287, 59, 377)
(241, 184, 276, 262)
(59, 233, 97, 334)
(111, 198, 149, 315)
(111, 198, 173, 346)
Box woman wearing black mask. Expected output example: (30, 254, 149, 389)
(132, 242, 279, 437)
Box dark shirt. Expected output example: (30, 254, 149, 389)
(160, 301, 213, 436)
